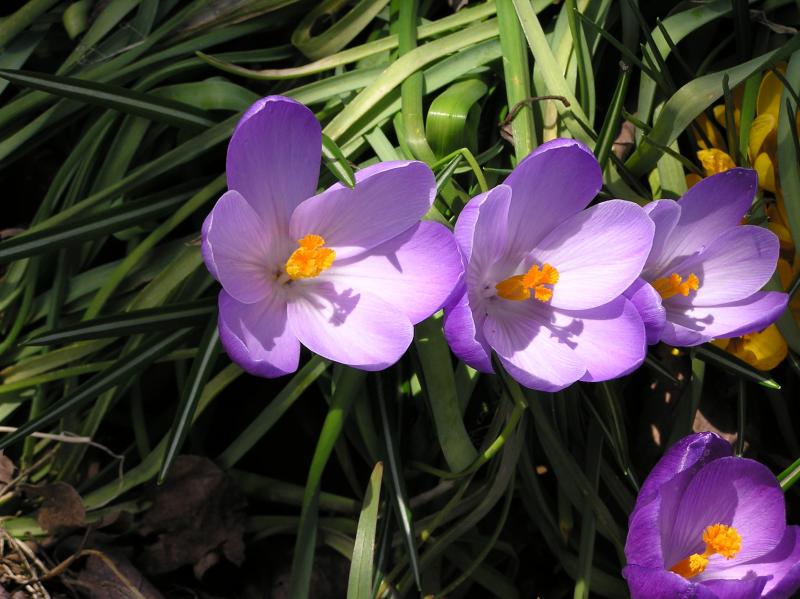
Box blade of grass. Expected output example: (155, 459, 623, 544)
(158, 318, 220, 483)
(288, 367, 364, 599)
(347, 462, 383, 599)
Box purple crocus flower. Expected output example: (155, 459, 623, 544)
(624, 432, 800, 598)
(442, 139, 655, 391)
(201, 96, 462, 376)
(625, 169, 788, 346)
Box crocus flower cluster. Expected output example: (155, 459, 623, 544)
(624, 169, 787, 348)
(201, 96, 461, 376)
(625, 433, 800, 598)
(202, 96, 786, 392)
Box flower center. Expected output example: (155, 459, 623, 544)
(669, 523, 742, 579)
(495, 263, 559, 302)
(651, 272, 700, 300)
(285, 234, 335, 280)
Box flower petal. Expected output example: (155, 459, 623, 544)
(642, 199, 681, 280)
(667, 457, 786, 568)
(544, 297, 646, 383)
(662, 291, 788, 346)
(443, 286, 493, 373)
(650, 169, 757, 275)
(667, 225, 779, 307)
(289, 161, 435, 260)
(201, 190, 274, 304)
(503, 139, 602, 258)
(533, 200, 654, 310)
(483, 301, 586, 391)
(700, 577, 769, 599)
(702, 526, 800, 598)
(623, 565, 713, 599)
(625, 433, 732, 569)
(217, 290, 300, 378)
(227, 96, 321, 233)
(469, 185, 512, 276)
(328, 222, 463, 324)
(624, 278, 666, 345)
(287, 281, 413, 370)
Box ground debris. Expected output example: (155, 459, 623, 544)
(139, 456, 246, 578)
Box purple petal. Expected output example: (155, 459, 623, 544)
(503, 139, 602, 258)
(626, 433, 732, 569)
(543, 297, 647, 382)
(651, 169, 757, 274)
(453, 189, 489, 263)
(227, 96, 321, 234)
(217, 290, 300, 378)
(667, 225, 779, 307)
(201, 190, 274, 304)
(287, 281, 413, 370)
(701, 577, 769, 599)
(469, 185, 512, 274)
(328, 222, 463, 324)
(624, 278, 666, 345)
(443, 287, 493, 373)
(483, 301, 586, 391)
(642, 200, 681, 280)
(662, 291, 788, 346)
(533, 200, 654, 310)
(702, 526, 800, 598)
(289, 161, 435, 260)
(666, 457, 786, 569)
(623, 565, 713, 599)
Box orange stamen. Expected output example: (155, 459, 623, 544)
(285, 234, 335, 280)
(496, 263, 559, 302)
(670, 524, 742, 579)
(652, 272, 700, 300)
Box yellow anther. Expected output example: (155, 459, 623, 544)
(652, 272, 700, 300)
(670, 524, 742, 580)
(697, 149, 737, 176)
(496, 263, 559, 302)
(285, 234, 335, 280)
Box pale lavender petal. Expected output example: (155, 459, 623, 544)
(533, 200, 654, 310)
(287, 281, 413, 370)
(454, 190, 488, 263)
(503, 139, 602, 258)
(469, 185, 512, 276)
(624, 278, 666, 345)
(702, 526, 800, 598)
(201, 190, 274, 304)
(443, 287, 493, 373)
(667, 457, 786, 568)
(623, 565, 714, 599)
(652, 169, 757, 274)
(667, 225, 779, 307)
(701, 577, 769, 599)
(327, 222, 463, 324)
(289, 161, 435, 260)
(483, 301, 586, 391)
(227, 96, 321, 233)
(642, 200, 681, 280)
(662, 291, 788, 346)
(217, 290, 300, 378)
(543, 297, 646, 382)
(626, 433, 731, 569)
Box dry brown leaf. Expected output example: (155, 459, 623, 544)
(25, 482, 86, 535)
(139, 455, 246, 578)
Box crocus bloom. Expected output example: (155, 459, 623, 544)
(625, 169, 788, 347)
(624, 432, 800, 598)
(442, 139, 654, 391)
(201, 96, 462, 376)
(711, 324, 787, 371)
